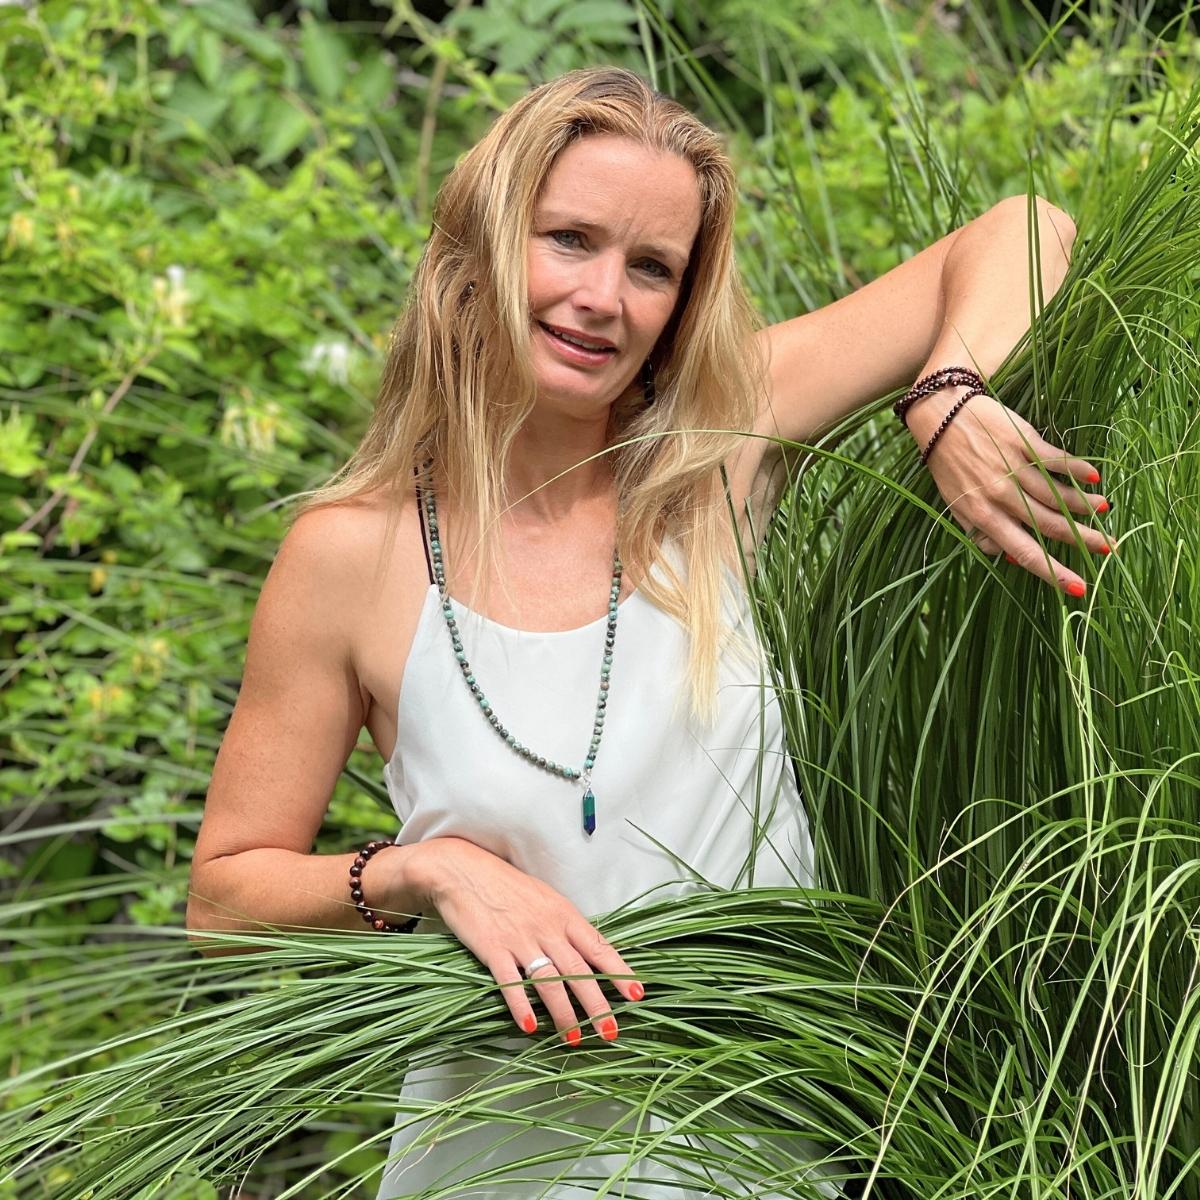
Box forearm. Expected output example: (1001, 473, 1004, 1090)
(906, 196, 1076, 441)
(186, 843, 430, 957)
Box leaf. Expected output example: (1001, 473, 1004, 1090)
(167, 13, 200, 58)
(0, 404, 44, 479)
(255, 96, 312, 167)
(192, 30, 224, 88)
(525, 0, 566, 24)
(345, 51, 395, 110)
(229, 91, 266, 142)
(550, 0, 634, 35)
(299, 12, 350, 102)
(160, 79, 229, 138)
(496, 28, 554, 73)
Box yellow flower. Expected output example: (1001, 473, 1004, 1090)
(6, 211, 35, 250)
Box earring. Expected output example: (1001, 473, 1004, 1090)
(641, 358, 656, 406)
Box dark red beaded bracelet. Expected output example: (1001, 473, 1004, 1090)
(920, 386, 988, 465)
(894, 366, 987, 425)
(349, 838, 421, 933)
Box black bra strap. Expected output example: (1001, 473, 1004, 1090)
(413, 464, 435, 587)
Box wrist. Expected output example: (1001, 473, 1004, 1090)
(904, 382, 977, 445)
(355, 840, 433, 929)
(387, 836, 473, 914)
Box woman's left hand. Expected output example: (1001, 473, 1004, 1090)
(912, 388, 1117, 596)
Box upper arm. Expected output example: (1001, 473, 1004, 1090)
(191, 506, 370, 873)
(749, 222, 964, 449)
(748, 195, 1075, 449)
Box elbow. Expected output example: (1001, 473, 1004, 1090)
(993, 192, 1076, 250)
(185, 870, 250, 958)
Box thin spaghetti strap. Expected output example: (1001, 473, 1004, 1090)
(413, 465, 435, 587)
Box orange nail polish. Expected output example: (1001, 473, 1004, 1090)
(598, 1017, 618, 1041)
(1066, 580, 1086, 597)
(520, 1014, 537, 1034)
(1097, 544, 1110, 555)
(1088, 471, 1101, 484)
(629, 982, 645, 1001)
(1097, 499, 1109, 513)
(1005, 554, 1017, 564)
(565, 1028, 581, 1046)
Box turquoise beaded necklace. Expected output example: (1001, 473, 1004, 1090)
(419, 480, 620, 837)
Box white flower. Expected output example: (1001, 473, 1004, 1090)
(152, 264, 190, 328)
(301, 338, 353, 386)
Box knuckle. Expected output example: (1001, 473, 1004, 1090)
(588, 927, 615, 955)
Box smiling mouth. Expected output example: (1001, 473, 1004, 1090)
(537, 322, 617, 354)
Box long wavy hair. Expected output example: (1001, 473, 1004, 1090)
(291, 66, 768, 723)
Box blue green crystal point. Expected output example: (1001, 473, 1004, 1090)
(582, 789, 596, 835)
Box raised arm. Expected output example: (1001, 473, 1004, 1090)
(748, 194, 1115, 596)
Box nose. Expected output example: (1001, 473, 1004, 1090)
(571, 250, 623, 317)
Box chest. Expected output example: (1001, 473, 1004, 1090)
(355, 442, 787, 764)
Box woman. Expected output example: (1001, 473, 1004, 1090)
(186, 67, 1109, 1197)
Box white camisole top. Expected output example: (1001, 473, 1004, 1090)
(375, 528, 826, 1199)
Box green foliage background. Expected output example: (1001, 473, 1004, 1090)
(2, 0, 1198, 1195)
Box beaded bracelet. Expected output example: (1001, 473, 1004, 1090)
(894, 366, 987, 425)
(349, 838, 421, 933)
(920, 386, 988, 465)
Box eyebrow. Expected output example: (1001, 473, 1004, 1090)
(536, 213, 689, 271)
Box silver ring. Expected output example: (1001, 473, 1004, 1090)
(522, 955, 553, 978)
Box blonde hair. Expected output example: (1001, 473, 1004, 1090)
(291, 65, 767, 723)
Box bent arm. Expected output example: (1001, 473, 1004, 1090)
(186, 506, 428, 956)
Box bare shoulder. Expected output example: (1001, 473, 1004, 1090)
(192, 490, 427, 871)
(295, 489, 434, 765)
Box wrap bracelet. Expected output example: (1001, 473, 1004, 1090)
(894, 366, 987, 425)
(349, 838, 421, 933)
(919, 386, 988, 466)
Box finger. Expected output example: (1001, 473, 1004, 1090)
(976, 535, 1002, 555)
(992, 513, 1087, 596)
(1009, 463, 1106, 521)
(522, 955, 590, 1044)
(1006, 490, 1118, 557)
(544, 941, 621, 1040)
(490, 956, 542, 1036)
(1024, 434, 1102, 487)
(570, 921, 645, 1005)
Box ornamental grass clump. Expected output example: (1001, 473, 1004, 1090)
(4, 15, 1200, 1200)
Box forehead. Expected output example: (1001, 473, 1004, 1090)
(535, 134, 702, 264)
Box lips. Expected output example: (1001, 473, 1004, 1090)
(536, 322, 618, 368)
(537, 321, 617, 352)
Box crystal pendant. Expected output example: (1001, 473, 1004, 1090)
(581, 789, 596, 836)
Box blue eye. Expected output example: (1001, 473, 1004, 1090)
(547, 230, 671, 280)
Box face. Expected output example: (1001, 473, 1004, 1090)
(526, 134, 702, 417)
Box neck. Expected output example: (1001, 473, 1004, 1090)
(503, 413, 615, 524)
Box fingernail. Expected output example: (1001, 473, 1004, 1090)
(1097, 499, 1110, 513)
(629, 982, 645, 1001)
(520, 1014, 537, 1034)
(1005, 554, 1017, 564)
(1088, 471, 1101, 484)
(1066, 580, 1086, 597)
(597, 1017, 619, 1041)
(1096, 544, 1110, 555)
(565, 1028, 581, 1046)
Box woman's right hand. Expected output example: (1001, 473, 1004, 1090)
(406, 836, 645, 1044)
